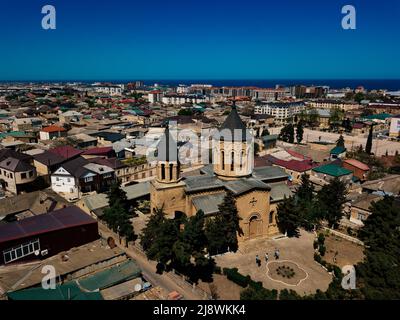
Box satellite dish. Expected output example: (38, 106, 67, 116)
(134, 284, 142, 292)
(34, 250, 40, 256)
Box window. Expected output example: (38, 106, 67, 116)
(84, 176, 93, 182)
(269, 211, 274, 224)
(221, 151, 225, 170)
(169, 164, 174, 181)
(231, 152, 234, 171)
(21, 173, 27, 179)
(67, 178, 71, 183)
(3, 239, 40, 264)
(161, 164, 165, 180)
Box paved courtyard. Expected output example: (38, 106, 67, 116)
(214, 230, 332, 296)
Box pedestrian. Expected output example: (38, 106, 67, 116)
(265, 253, 269, 263)
(276, 249, 280, 260)
(256, 255, 261, 267)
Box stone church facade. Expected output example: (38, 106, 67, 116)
(150, 103, 292, 242)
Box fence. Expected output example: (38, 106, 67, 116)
(323, 227, 364, 246)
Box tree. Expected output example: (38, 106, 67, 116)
(296, 121, 304, 144)
(356, 197, 400, 299)
(206, 191, 242, 254)
(140, 207, 167, 252)
(279, 124, 295, 143)
(108, 181, 130, 212)
(308, 108, 319, 126)
(317, 177, 347, 228)
(365, 124, 374, 155)
(336, 135, 345, 148)
(218, 191, 243, 252)
(102, 199, 135, 244)
(296, 174, 314, 204)
(205, 215, 227, 255)
(276, 196, 301, 237)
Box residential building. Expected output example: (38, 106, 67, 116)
(51, 157, 116, 200)
(254, 102, 305, 125)
(342, 159, 370, 181)
(0, 157, 37, 194)
(0, 205, 98, 265)
(389, 115, 400, 137)
(39, 125, 67, 141)
(349, 194, 383, 226)
(12, 117, 43, 131)
(312, 163, 353, 183)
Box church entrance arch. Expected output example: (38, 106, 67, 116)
(248, 213, 262, 239)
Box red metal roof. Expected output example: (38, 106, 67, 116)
(41, 125, 66, 133)
(82, 147, 114, 155)
(49, 146, 83, 160)
(0, 206, 97, 244)
(270, 157, 317, 172)
(343, 159, 370, 171)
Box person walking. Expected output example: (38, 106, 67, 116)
(265, 252, 269, 263)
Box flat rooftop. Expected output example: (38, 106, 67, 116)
(0, 239, 125, 294)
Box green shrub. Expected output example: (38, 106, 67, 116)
(224, 268, 250, 288)
(318, 233, 325, 245)
(314, 253, 322, 263)
(313, 240, 319, 249)
(319, 245, 326, 256)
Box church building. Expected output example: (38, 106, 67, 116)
(150, 103, 292, 242)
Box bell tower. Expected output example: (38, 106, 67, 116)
(156, 125, 180, 183)
(213, 99, 253, 179)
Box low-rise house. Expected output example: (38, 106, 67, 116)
(361, 174, 400, 196)
(59, 110, 83, 124)
(69, 133, 98, 148)
(312, 163, 353, 183)
(342, 159, 369, 181)
(0, 157, 37, 194)
(0, 205, 98, 266)
(51, 157, 116, 201)
(12, 117, 43, 131)
(39, 125, 67, 140)
(94, 132, 125, 145)
(33, 146, 83, 176)
(82, 147, 116, 159)
(330, 146, 346, 160)
(269, 156, 317, 183)
(349, 194, 383, 226)
(0, 190, 68, 222)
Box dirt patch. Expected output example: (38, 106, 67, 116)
(267, 261, 308, 286)
(324, 235, 364, 268)
(198, 274, 242, 300)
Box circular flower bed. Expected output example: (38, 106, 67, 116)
(276, 265, 296, 278)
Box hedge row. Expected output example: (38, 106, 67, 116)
(223, 268, 251, 287)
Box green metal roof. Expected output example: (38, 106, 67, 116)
(364, 113, 392, 121)
(0, 131, 26, 138)
(330, 146, 346, 155)
(77, 260, 141, 291)
(7, 281, 103, 301)
(312, 163, 352, 177)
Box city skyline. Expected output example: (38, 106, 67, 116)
(0, 0, 399, 81)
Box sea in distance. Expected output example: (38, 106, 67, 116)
(1, 79, 400, 91)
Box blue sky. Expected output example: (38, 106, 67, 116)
(0, 0, 399, 80)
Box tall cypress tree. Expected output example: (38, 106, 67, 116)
(276, 196, 301, 237)
(365, 124, 374, 154)
(218, 191, 243, 252)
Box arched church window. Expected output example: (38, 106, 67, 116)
(161, 164, 165, 180)
(221, 151, 225, 170)
(240, 151, 244, 170)
(169, 163, 174, 181)
(231, 152, 234, 171)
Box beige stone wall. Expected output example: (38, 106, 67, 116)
(150, 180, 186, 217)
(236, 190, 278, 242)
(34, 160, 50, 175)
